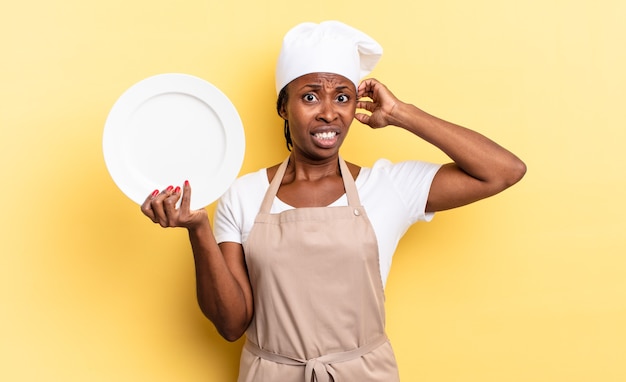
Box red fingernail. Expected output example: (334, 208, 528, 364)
(184, 180, 189, 187)
(174, 186, 181, 193)
(151, 189, 159, 197)
(166, 185, 173, 192)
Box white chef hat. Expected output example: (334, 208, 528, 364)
(275, 20, 383, 94)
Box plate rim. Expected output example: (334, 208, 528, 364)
(103, 73, 245, 209)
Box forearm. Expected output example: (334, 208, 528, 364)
(391, 102, 526, 187)
(187, 223, 250, 341)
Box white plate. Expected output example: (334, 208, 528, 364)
(103, 73, 245, 210)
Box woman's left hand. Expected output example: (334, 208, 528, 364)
(355, 78, 526, 213)
(355, 78, 401, 129)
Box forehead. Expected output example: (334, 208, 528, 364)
(288, 72, 356, 92)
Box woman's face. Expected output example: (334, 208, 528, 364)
(280, 72, 357, 160)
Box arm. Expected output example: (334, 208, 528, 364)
(356, 78, 526, 212)
(140, 182, 253, 341)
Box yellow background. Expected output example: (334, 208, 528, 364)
(2, 0, 625, 381)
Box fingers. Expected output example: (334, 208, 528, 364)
(140, 185, 176, 227)
(354, 112, 370, 126)
(162, 186, 182, 224)
(357, 78, 380, 99)
(358, 78, 397, 107)
(356, 89, 376, 127)
(140, 189, 160, 222)
(357, 99, 375, 112)
(180, 180, 191, 216)
(155, 186, 174, 227)
(140, 181, 195, 228)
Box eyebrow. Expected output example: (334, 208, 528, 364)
(301, 84, 354, 92)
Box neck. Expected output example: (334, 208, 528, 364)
(287, 153, 341, 182)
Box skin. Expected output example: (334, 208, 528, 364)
(140, 72, 526, 341)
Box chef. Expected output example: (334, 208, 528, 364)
(141, 20, 526, 381)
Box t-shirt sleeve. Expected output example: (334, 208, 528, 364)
(213, 186, 244, 244)
(213, 169, 268, 245)
(375, 159, 442, 223)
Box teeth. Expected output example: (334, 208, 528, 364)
(315, 131, 336, 140)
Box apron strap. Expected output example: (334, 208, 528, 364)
(244, 335, 388, 382)
(259, 156, 361, 214)
(338, 155, 361, 207)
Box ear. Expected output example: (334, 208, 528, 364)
(278, 105, 288, 120)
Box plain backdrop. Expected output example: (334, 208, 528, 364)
(1, 0, 625, 381)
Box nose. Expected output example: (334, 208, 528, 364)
(316, 99, 338, 123)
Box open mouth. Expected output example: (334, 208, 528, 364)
(314, 131, 337, 140)
(312, 131, 339, 148)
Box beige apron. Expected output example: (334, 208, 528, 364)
(238, 156, 400, 382)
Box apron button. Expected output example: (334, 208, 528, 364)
(354, 208, 360, 216)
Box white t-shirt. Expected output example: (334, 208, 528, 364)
(214, 158, 441, 287)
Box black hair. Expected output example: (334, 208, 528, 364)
(276, 87, 293, 151)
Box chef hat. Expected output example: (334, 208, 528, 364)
(275, 20, 383, 94)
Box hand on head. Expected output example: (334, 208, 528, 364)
(355, 78, 401, 129)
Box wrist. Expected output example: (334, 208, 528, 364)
(187, 216, 211, 236)
(386, 101, 415, 128)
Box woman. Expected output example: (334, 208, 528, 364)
(141, 21, 526, 381)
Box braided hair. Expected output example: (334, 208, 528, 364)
(276, 87, 293, 151)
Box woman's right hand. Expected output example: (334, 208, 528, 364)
(140, 180, 208, 229)
(141, 180, 252, 341)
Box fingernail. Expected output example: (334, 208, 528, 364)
(184, 180, 189, 187)
(174, 186, 181, 193)
(166, 185, 173, 192)
(151, 189, 159, 197)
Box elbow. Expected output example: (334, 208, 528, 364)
(217, 315, 250, 342)
(220, 328, 246, 342)
(201, 308, 249, 342)
(508, 158, 527, 186)
(498, 158, 527, 190)
(210, 318, 247, 342)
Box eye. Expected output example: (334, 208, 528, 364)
(336, 94, 350, 103)
(303, 93, 317, 102)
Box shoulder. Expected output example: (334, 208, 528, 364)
(227, 168, 268, 194)
(361, 158, 441, 180)
(357, 158, 441, 207)
(218, 167, 268, 212)
(371, 157, 439, 170)
(214, 167, 269, 242)
(359, 158, 442, 223)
